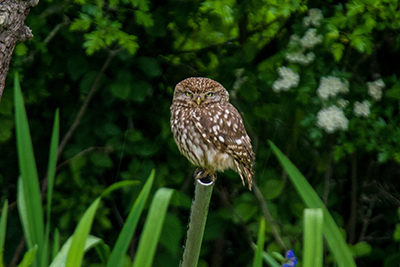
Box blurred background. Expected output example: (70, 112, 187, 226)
(1, 0, 400, 266)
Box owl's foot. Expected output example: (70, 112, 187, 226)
(194, 168, 217, 184)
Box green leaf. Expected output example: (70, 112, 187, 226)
(117, 33, 139, 55)
(52, 229, 60, 261)
(261, 180, 284, 200)
(394, 223, 400, 241)
(253, 217, 266, 267)
(253, 248, 280, 267)
(65, 198, 101, 267)
(14, 73, 44, 267)
(268, 141, 357, 267)
(110, 83, 131, 99)
(79, 71, 98, 94)
(130, 80, 153, 103)
(101, 180, 140, 197)
(0, 200, 8, 267)
(132, 188, 175, 267)
(264, 254, 281, 267)
(17, 245, 38, 267)
(83, 31, 106, 55)
(43, 109, 59, 267)
(386, 81, 400, 100)
(135, 10, 154, 27)
(15, 43, 28, 56)
(90, 153, 114, 168)
(59, 180, 139, 267)
(137, 57, 162, 78)
(346, 3, 365, 17)
(350, 241, 372, 257)
(331, 43, 345, 62)
(70, 14, 92, 31)
(234, 201, 258, 222)
(50, 235, 102, 267)
(107, 170, 155, 267)
(303, 209, 323, 267)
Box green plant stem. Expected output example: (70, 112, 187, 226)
(252, 182, 287, 250)
(181, 179, 214, 267)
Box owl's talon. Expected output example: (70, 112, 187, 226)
(194, 168, 216, 184)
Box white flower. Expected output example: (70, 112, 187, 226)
(337, 99, 348, 109)
(235, 68, 245, 77)
(367, 79, 385, 101)
(303, 9, 324, 27)
(308, 9, 323, 27)
(300, 28, 323, 49)
(233, 76, 248, 91)
(317, 105, 349, 133)
(288, 34, 300, 48)
(317, 76, 349, 100)
(272, 67, 300, 92)
(285, 51, 315, 65)
(353, 100, 371, 118)
(303, 16, 311, 27)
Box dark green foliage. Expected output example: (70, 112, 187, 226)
(2, 0, 400, 266)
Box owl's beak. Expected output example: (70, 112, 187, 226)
(196, 97, 202, 106)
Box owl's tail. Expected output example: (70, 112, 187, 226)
(234, 160, 253, 190)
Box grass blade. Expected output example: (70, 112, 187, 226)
(52, 228, 60, 261)
(251, 243, 281, 267)
(107, 170, 155, 267)
(303, 209, 323, 267)
(64, 180, 138, 267)
(0, 200, 8, 267)
(14, 73, 44, 267)
(42, 109, 60, 267)
(262, 251, 281, 267)
(268, 141, 356, 267)
(17, 244, 38, 267)
(50, 235, 102, 267)
(253, 217, 266, 267)
(132, 188, 174, 267)
(65, 198, 101, 267)
(101, 180, 140, 197)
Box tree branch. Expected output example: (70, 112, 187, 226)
(252, 181, 287, 250)
(57, 50, 115, 159)
(0, 0, 39, 102)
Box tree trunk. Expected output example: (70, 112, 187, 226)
(0, 0, 38, 102)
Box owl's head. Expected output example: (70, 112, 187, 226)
(173, 77, 229, 107)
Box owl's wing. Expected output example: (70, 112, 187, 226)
(191, 103, 254, 189)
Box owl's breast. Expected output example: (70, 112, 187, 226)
(171, 105, 234, 171)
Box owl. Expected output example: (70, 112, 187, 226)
(170, 77, 255, 190)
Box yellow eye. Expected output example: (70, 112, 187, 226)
(185, 91, 192, 96)
(206, 92, 213, 97)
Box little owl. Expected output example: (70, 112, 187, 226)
(170, 77, 255, 190)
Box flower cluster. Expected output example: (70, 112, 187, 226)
(337, 98, 348, 109)
(367, 78, 385, 101)
(232, 68, 248, 91)
(353, 100, 371, 118)
(317, 76, 349, 100)
(272, 67, 300, 92)
(288, 34, 300, 48)
(286, 51, 315, 65)
(303, 8, 323, 27)
(300, 28, 323, 49)
(282, 249, 298, 267)
(317, 105, 349, 133)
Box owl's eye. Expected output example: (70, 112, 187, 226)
(206, 92, 213, 97)
(185, 91, 192, 96)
